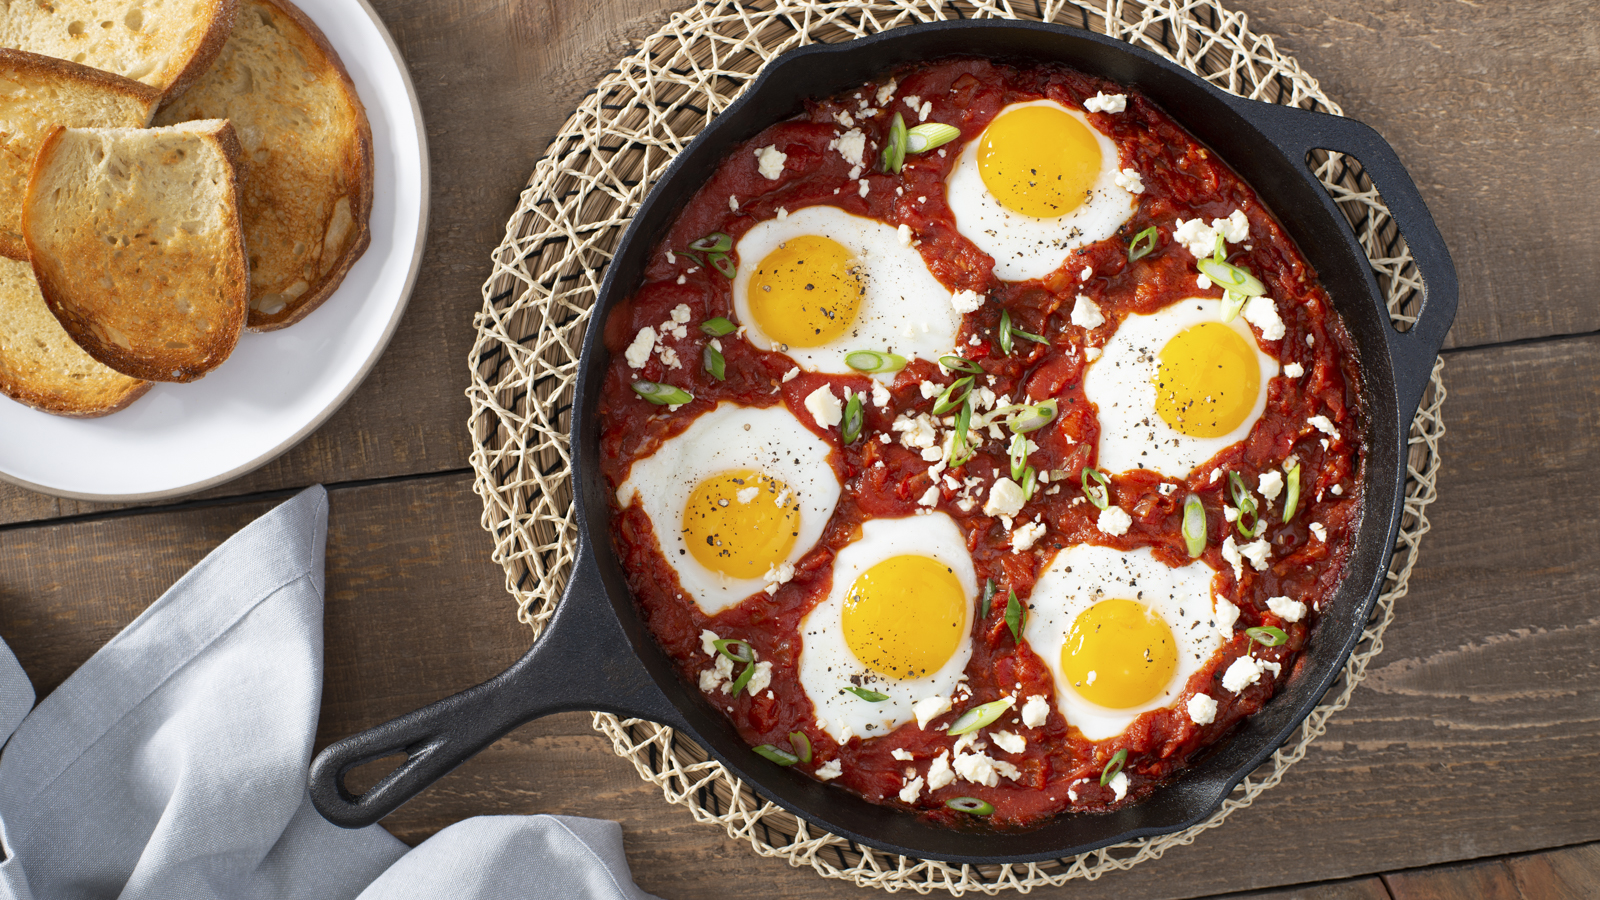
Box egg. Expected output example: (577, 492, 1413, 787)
(730, 205, 963, 373)
(798, 513, 978, 742)
(945, 99, 1137, 282)
(1024, 544, 1227, 740)
(617, 402, 841, 615)
(1085, 297, 1281, 477)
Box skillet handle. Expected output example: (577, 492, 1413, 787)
(308, 549, 686, 829)
(1237, 100, 1459, 427)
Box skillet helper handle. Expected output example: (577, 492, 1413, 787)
(1241, 101, 1459, 427)
(309, 550, 684, 829)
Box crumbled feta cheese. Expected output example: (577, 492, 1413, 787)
(699, 654, 733, 693)
(1011, 521, 1046, 553)
(834, 110, 854, 128)
(657, 347, 681, 369)
(898, 775, 924, 804)
(1187, 692, 1218, 725)
(700, 630, 720, 656)
(920, 381, 940, 399)
(1267, 596, 1307, 623)
(1241, 538, 1272, 571)
(815, 759, 843, 781)
(805, 385, 842, 429)
(891, 748, 914, 761)
(918, 100, 932, 121)
(727, 195, 739, 212)
(875, 78, 897, 106)
(1217, 209, 1250, 243)
(1080, 266, 1094, 281)
(991, 731, 1026, 755)
(1244, 296, 1286, 341)
(1158, 483, 1176, 496)
(624, 326, 657, 369)
(985, 478, 1027, 518)
(926, 751, 955, 790)
(918, 486, 941, 507)
(951, 289, 984, 313)
(1221, 535, 1244, 579)
(1071, 294, 1105, 329)
(894, 413, 938, 449)
(1284, 362, 1304, 378)
(1214, 598, 1240, 634)
(1331, 484, 1343, 496)
(871, 381, 891, 408)
(832, 128, 866, 167)
(1223, 505, 1239, 523)
(776, 207, 788, 220)
(763, 561, 794, 587)
(1084, 346, 1102, 362)
(1108, 770, 1129, 801)
(1310, 522, 1328, 542)
(902, 94, 920, 110)
(1097, 506, 1132, 536)
(1222, 655, 1267, 693)
(913, 695, 952, 729)
(1258, 471, 1284, 504)
(953, 750, 1019, 788)
(1197, 273, 1213, 290)
(1308, 415, 1338, 437)
(670, 304, 691, 324)
(897, 222, 913, 247)
(782, 367, 800, 382)
(1114, 167, 1144, 194)
(1021, 694, 1051, 728)
(1173, 218, 1218, 259)
(858, 178, 869, 198)
(747, 661, 773, 695)
(755, 145, 786, 180)
(736, 486, 759, 504)
(1083, 92, 1127, 113)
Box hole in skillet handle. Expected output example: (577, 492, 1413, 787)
(1226, 97, 1459, 430)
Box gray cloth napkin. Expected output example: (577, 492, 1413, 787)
(0, 486, 660, 900)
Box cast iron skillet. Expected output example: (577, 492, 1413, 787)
(310, 19, 1456, 863)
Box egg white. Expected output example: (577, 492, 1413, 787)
(945, 100, 1137, 282)
(798, 513, 978, 742)
(617, 402, 841, 615)
(1086, 297, 1281, 477)
(1024, 544, 1227, 740)
(730, 205, 962, 373)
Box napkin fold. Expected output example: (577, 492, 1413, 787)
(0, 486, 659, 900)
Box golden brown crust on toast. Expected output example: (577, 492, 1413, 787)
(23, 121, 249, 383)
(154, 0, 373, 331)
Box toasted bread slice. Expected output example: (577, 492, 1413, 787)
(23, 120, 248, 382)
(0, 0, 238, 104)
(0, 49, 161, 260)
(154, 0, 371, 331)
(0, 254, 148, 416)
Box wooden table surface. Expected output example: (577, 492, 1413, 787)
(3, 1, 1598, 897)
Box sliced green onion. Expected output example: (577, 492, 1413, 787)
(632, 381, 693, 406)
(707, 252, 737, 280)
(1004, 589, 1027, 643)
(846, 686, 889, 702)
(948, 398, 975, 466)
(1229, 471, 1266, 538)
(1008, 433, 1030, 481)
(729, 661, 756, 695)
(1219, 290, 1249, 322)
(1005, 400, 1057, 434)
(998, 310, 1015, 355)
(1128, 225, 1158, 262)
(1282, 459, 1302, 523)
(1247, 626, 1288, 647)
(1011, 325, 1047, 344)
(703, 344, 726, 381)
(841, 392, 864, 445)
(1182, 494, 1207, 558)
(788, 730, 813, 764)
(939, 354, 983, 375)
(1099, 749, 1128, 786)
(905, 122, 961, 154)
(982, 578, 995, 606)
(1212, 231, 1227, 262)
(1197, 258, 1266, 297)
(689, 231, 733, 254)
(700, 316, 737, 336)
(945, 796, 994, 815)
(712, 638, 754, 664)
(947, 698, 1012, 736)
(880, 111, 908, 173)
(844, 350, 907, 373)
(1020, 465, 1038, 501)
(932, 376, 974, 416)
(753, 744, 799, 766)
(1082, 467, 1111, 510)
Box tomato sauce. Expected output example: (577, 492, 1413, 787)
(597, 58, 1362, 829)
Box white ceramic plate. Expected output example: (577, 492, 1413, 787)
(0, 0, 429, 501)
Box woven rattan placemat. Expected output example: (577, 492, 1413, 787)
(469, 1, 1446, 892)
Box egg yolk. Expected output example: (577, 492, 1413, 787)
(1153, 322, 1261, 438)
(977, 105, 1103, 219)
(1061, 598, 1178, 709)
(747, 235, 864, 348)
(842, 555, 967, 680)
(682, 470, 799, 579)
